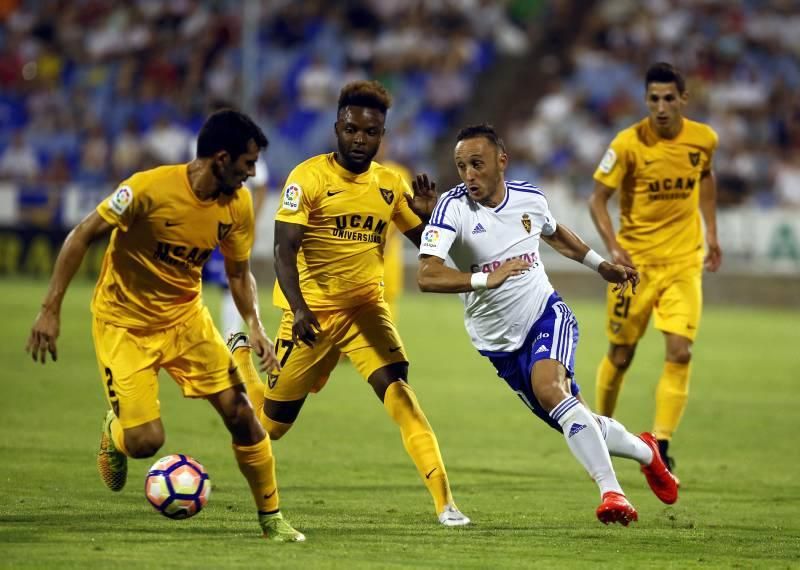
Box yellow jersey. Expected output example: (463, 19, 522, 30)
(92, 164, 254, 329)
(273, 153, 421, 311)
(593, 117, 718, 264)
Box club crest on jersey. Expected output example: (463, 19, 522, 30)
(218, 222, 233, 241)
(109, 185, 133, 215)
(522, 213, 531, 234)
(379, 187, 394, 205)
(689, 152, 700, 167)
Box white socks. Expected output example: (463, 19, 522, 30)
(549, 396, 623, 496)
(594, 415, 654, 465)
(222, 289, 244, 340)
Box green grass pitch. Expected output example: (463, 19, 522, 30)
(1, 277, 798, 568)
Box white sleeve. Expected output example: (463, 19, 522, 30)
(419, 195, 460, 259)
(540, 197, 557, 236)
(419, 224, 457, 259)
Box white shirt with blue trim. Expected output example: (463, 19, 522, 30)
(419, 180, 557, 352)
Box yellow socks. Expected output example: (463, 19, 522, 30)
(110, 415, 130, 456)
(233, 437, 280, 513)
(653, 361, 691, 440)
(383, 381, 453, 514)
(595, 355, 626, 417)
(231, 345, 266, 420)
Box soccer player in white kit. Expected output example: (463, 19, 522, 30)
(417, 124, 679, 525)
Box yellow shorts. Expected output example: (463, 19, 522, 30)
(605, 257, 703, 345)
(92, 306, 241, 429)
(266, 301, 407, 402)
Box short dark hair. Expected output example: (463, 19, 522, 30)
(455, 123, 506, 153)
(337, 80, 392, 115)
(645, 62, 686, 94)
(196, 109, 268, 160)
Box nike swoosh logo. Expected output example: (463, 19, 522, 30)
(264, 489, 277, 499)
(389, 346, 402, 353)
(425, 467, 438, 479)
(643, 160, 655, 166)
(327, 190, 345, 196)
(165, 221, 181, 227)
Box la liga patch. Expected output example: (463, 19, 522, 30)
(109, 185, 133, 215)
(282, 184, 301, 211)
(598, 148, 617, 174)
(422, 227, 440, 247)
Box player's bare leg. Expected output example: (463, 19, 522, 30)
(370, 364, 470, 527)
(535, 359, 637, 525)
(208, 384, 304, 542)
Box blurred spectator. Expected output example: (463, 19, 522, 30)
(0, 131, 38, 182)
(79, 124, 109, 184)
(143, 116, 191, 165)
(112, 119, 144, 180)
(774, 152, 800, 208)
(296, 55, 337, 111)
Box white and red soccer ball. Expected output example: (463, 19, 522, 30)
(145, 454, 211, 519)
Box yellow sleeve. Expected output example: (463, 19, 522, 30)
(593, 132, 631, 189)
(95, 173, 146, 232)
(274, 165, 319, 226)
(704, 127, 719, 174)
(391, 176, 423, 233)
(220, 187, 255, 262)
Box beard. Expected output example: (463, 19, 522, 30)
(211, 162, 239, 196)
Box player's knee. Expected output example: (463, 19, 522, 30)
(608, 344, 636, 370)
(127, 434, 164, 459)
(667, 347, 692, 365)
(667, 348, 692, 364)
(124, 422, 165, 458)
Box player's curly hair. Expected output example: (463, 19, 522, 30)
(337, 80, 393, 115)
(197, 109, 268, 160)
(456, 123, 506, 153)
(645, 62, 686, 94)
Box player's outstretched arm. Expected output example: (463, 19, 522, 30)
(274, 220, 320, 347)
(699, 171, 722, 272)
(418, 255, 530, 293)
(542, 223, 639, 294)
(224, 257, 280, 373)
(26, 210, 113, 364)
(588, 181, 635, 267)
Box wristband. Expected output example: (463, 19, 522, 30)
(470, 272, 489, 291)
(582, 249, 606, 272)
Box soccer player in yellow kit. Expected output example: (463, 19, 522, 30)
(25, 110, 304, 542)
(589, 63, 723, 477)
(230, 80, 470, 526)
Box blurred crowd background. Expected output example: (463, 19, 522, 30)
(0, 0, 798, 275)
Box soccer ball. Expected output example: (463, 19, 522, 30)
(145, 454, 211, 519)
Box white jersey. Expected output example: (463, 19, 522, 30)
(419, 180, 557, 352)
